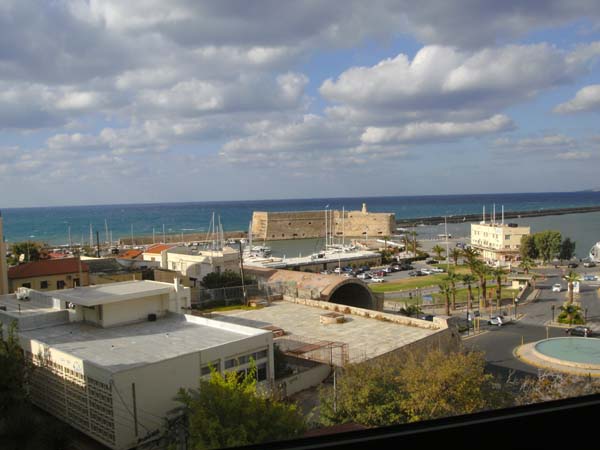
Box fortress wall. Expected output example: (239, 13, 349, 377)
(251, 208, 395, 241)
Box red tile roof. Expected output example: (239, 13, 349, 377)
(144, 244, 175, 254)
(118, 249, 144, 259)
(8, 258, 89, 280)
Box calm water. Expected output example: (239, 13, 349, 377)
(535, 338, 600, 365)
(2, 192, 600, 257)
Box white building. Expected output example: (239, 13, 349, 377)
(0, 280, 274, 450)
(470, 220, 530, 265)
(144, 244, 241, 286)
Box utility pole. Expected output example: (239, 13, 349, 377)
(130, 224, 134, 247)
(96, 231, 100, 258)
(68, 225, 72, 250)
(163, 224, 166, 244)
(445, 216, 449, 271)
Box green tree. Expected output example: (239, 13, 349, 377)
(201, 270, 254, 289)
(399, 304, 423, 317)
(557, 302, 584, 325)
(444, 269, 459, 310)
(438, 282, 451, 316)
(320, 349, 508, 427)
(563, 270, 581, 305)
(462, 247, 480, 265)
(9, 241, 43, 264)
(409, 231, 419, 256)
(431, 244, 445, 260)
(471, 260, 490, 308)
(518, 371, 600, 405)
(461, 274, 477, 312)
(449, 248, 461, 266)
(519, 257, 536, 275)
(171, 362, 305, 449)
(0, 321, 70, 450)
(533, 231, 562, 264)
(491, 267, 507, 309)
(559, 237, 576, 262)
(519, 235, 538, 260)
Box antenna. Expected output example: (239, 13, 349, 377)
(105, 219, 109, 245)
(89, 223, 93, 248)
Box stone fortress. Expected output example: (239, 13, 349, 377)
(251, 203, 396, 241)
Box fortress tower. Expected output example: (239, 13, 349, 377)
(0, 211, 8, 295)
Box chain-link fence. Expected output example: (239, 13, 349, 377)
(276, 335, 350, 367)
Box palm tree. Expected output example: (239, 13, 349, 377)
(558, 303, 583, 325)
(563, 271, 581, 304)
(491, 267, 508, 309)
(519, 257, 536, 275)
(461, 274, 477, 312)
(444, 269, 460, 310)
(432, 244, 445, 260)
(462, 247, 480, 265)
(449, 248, 461, 266)
(471, 260, 490, 308)
(438, 282, 451, 316)
(409, 231, 418, 256)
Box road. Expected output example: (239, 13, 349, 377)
(463, 266, 600, 381)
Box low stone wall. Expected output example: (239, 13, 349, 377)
(274, 358, 331, 398)
(282, 295, 446, 331)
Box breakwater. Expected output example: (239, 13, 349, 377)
(395, 205, 600, 227)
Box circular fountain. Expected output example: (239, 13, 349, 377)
(517, 337, 600, 375)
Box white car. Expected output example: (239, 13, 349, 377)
(420, 268, 433, 275)
(552, 284, 562, 292)
(370, 276, 384, 283)
(429, 267, 445, 273)
(357, 272, 371, 280)
(333, 267, 343, 274)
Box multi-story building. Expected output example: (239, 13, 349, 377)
(144, 244, 240, 287)
(470, 220, 530, 265)
(0, 279, 274, 450)
(7, 258, 90, 292)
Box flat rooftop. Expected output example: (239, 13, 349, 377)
(21, 314, 267, 373)
(0, 293, 57, 318)
(47, 280, 173, 307)
(211, 301, 437, 364)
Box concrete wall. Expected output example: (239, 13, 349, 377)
(252, 208, 395, 241)
(102, 294, 169, 327)
(10, 272, 90, 292)
(90, 272, 142, 285)
(275, 359, 331, 398)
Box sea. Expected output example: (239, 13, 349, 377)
(2, 191, 600, 258)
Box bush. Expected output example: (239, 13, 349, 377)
(557, 303, 584, 325)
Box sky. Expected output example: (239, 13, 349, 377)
(1, 1, 600, 207)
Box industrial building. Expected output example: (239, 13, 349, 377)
(0, 280, 274, 450)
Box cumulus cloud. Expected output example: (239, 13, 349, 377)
(320, 44, 600, 126)
(361, 115, 514, 144)
(555, 151, 593, 160)
(554, 84, 600, 113)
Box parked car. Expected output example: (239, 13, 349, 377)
(418, 314, 435, 321)
(420, 268, 433, 275)
(320, 270, 332, 275)
(390, 264, 402, 272)
(429, 267, 445, 273)
(567, 262, 579, 268)
(408, 270, 425, 277)
(359, 265, 370, 272)
(400, 264, 414, 271)
(566, 326, 593, 337)
(426, 259, 439, 264)
(382, 266, 393, 273)
(552, 283, 562, 292)
(370, 276, 384, 283)
(343, 272, 356, 278)
(357, 272, 371, 280)
(583, 261, 596, 268)
(488, 315, 504, 326)
(373, 270, 386, 277)
(333, 267, 343, 274)
(584, 275, 598, 281)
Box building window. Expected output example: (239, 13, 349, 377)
(201, 360, 220, 376)
(505, 235, 511, 240)
(56, 280, 65, 290)
(22, 282, 31, 288)
(257, 363, 267, 381)
(40, 280, 49, 289)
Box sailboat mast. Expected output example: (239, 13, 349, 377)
(105, 219, 109, 245)
(342, 206, 345, 247)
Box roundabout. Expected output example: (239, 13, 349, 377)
(516, 337, 600, 376)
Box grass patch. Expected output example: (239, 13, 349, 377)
(199, 304, 264, 313)
(430, 287, 519, 303)
(369, 274, 449, 293)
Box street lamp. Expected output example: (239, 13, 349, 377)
(551, 304, 555, 323)
(585, 308, 588, 324)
